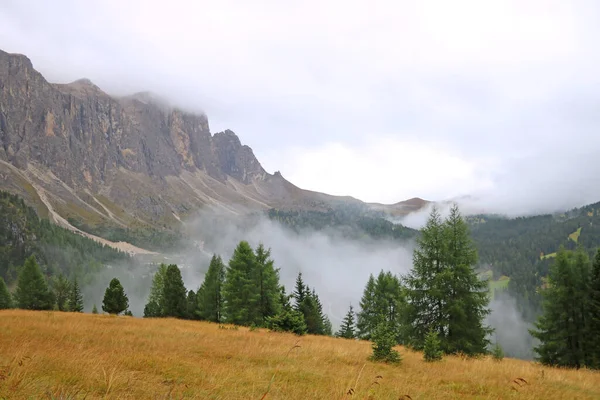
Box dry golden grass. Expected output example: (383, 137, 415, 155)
(1, 310, 599, 399)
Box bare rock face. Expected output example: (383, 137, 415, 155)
(0, 49, 421, 234)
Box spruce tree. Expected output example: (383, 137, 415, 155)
(423, 328, 442, 362)
(52, 274, 71, 311)
(491, 342, 504, 361)
(92, 304, 98, 314)
(589, 249, 600, 368)
(0, 277, 12, 309)
(266, 286, 307, 335)
(162, 264, 188, 318)
(196, 254, 226, 322)
(370, 322, 401, 364)
(15, 255, 53, 310)
(67, 277, 84, 312)
(186, 290, 197, 320)
(223, 241, 259, 325)
(530, 247, 591, 369)
(443, 205, 492, 355)
(253, 243, 282, 325)
(144, 264, 168, 317)
(403, 205, 491, 356)
(336, 305, 356, 339)
(357, 274, 377, 339)
(293, 272, 306, 311)
(402, 207, 446, 349)
(102, 278, 129, 315)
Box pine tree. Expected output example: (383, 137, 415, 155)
(369, 322, 401, 364)
(403, 205, 491, 356)
(92, 304, 98, 314)
(162, 264, 188, 318)
(196, 254, 226, 322)
(336, 305, 356, 339)
(443, 205, 492, 355)
(144, 264, 168, 317)
(102, 278, 129, 315)
(357, 274, 377, 339)
(423, 328, 443, 362)
(223, 241, 259, 325)
(588, 249, 600, 368)
(67, 277, 84, 312)
(266, 286, 307, 335)
(186, 290, 197, 320)
(52, 274, 71, 311)
(402, 207, 446, 349)
(253, 243, 282, 326)
(0, 276, 12, 309)
(15, 255, 54, 310)
(530, 247, 591, 369)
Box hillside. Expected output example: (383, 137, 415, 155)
(1, 310, 598, 399)
(0, 191, 130, 286)
(0, 49, 425, 251)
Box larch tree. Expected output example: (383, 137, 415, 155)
(223, 241, 259, 325)
(530, 247, 591, 369)
(253, 243, 282, 325)
(196, 254, 226, 322)
(15, 255, 54, 310)
(144, 264, 168, 317)
(161, 264, 188, 318)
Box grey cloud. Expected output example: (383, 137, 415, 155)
(1, 0, 600, 212)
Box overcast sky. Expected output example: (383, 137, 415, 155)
(1, 0, 600, 215)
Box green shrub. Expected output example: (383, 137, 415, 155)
(369, 323, 401, 364)
(423, 328, 443, 362)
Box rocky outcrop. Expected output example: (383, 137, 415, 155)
(0, 49, 424, 233)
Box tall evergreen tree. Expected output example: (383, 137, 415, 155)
(162, 264, 188, 318)
(15, 255, 53, 310)
(0, 276, 12, 309)
(144, 264, 168, 317)
(402, 207, 446, 349)
(531, 247, 591, 369)
(196, 254, 226, 322)
(357, 271, 404, 341)
(403, 205, 491, 356)
(223, 241, 259, 325)
(253, 243, 282, 325)
(357, 274, 377, 339)
(443, 205, 492, 355)
(589, 249, 600, 368)
(336, 305, 356, 339)
(67, 277, 84, 312)
(52, 274, 71, 311)
(186, 290, 197, 320)
(293, 272, 306, 311)
(102, 278, 129, 315)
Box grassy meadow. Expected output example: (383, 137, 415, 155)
(1, 310, 599, 399)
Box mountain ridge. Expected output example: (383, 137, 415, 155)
(0, 48, 425, 249)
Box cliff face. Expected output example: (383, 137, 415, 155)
(0, 49, 424, 242)
(0, 50, 268, 188)
(0, 49, 366, 232)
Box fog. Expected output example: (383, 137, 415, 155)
(2, 1, 600, 213)
(82, 207, 537, 360)
(487, 292, 538, 360)
(180, 209, 416, 326)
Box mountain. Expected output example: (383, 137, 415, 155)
(0, 49, 425, 250)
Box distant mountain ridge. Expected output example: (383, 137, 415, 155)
(0, 49, 426, 250)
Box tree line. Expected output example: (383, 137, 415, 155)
(141, 242, 332, 336)
(4, 202, 599, 370)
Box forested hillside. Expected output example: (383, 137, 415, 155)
(0, 191, 129, 285)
